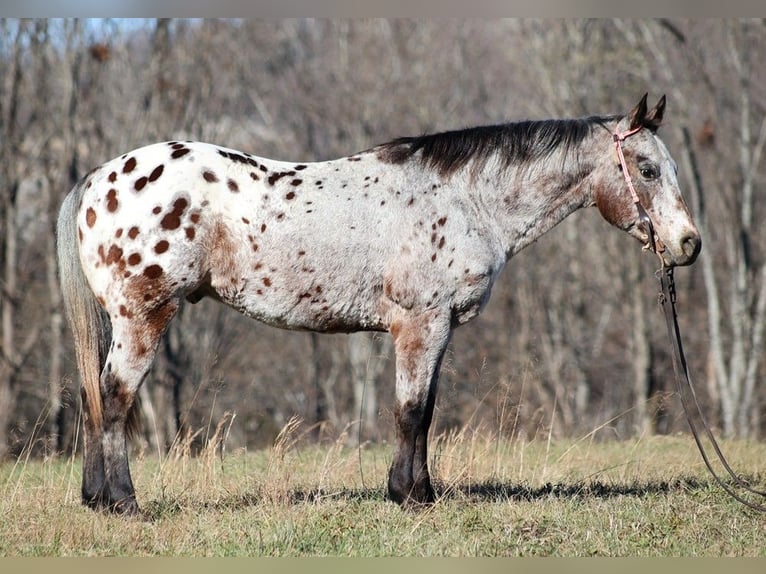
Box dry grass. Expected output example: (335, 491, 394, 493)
(2, 419, 766, 556)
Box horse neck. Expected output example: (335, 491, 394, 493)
(463, 142, 603, 259)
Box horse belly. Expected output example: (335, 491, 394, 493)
(213, 270, 385, 333)
(199, 220, 384, 333)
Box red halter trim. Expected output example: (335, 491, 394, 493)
(613, 125, 663, 257)
(613, 125, 643, 205)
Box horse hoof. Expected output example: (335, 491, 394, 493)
(111, 497, 140, 516)
(389, 485, 436, 509)
(402, 497, 435, 512)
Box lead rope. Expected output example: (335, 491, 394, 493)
(615, 126, 766, 512)
(658, 266, 766, 512)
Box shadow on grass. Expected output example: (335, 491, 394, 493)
(141, 475, 720, 521)
(451, 475, 713, 502)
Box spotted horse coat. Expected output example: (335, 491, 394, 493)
(57, 95, 700, 514)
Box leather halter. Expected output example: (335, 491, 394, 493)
(613, 125, 663, 259)
(615, 123, 766, 512)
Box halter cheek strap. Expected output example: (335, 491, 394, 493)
(613, 125, 663, 258)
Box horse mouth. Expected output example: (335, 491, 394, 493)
(634, 228, 701, 267)
(629, 225, 665, 259)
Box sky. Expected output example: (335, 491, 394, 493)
(9, 1, 762, 19)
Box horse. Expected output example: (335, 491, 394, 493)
(57, 94, 700, 515)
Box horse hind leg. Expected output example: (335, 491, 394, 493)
(81, 385, 108, 509)
(99, 298, 179, 514)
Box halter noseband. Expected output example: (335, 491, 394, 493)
(613, 125, 664, 259)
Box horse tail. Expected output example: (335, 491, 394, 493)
(57, 178, 111, 432)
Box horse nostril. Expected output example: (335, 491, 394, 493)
(682, 231, 702, 260)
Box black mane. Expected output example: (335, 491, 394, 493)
(377, 115, 618, 176)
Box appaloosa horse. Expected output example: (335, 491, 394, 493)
(57, 94, 700, 514)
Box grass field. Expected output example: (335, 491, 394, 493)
(2, 422, 766, 557)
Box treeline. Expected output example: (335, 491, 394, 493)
(0, 18, 764, 459)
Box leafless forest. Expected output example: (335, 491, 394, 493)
(1, 18, 765, 459)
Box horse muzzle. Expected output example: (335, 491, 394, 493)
(660, 228, 701, 267)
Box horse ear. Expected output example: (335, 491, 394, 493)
(627, 93, 649, 130)
(644, 95, 666, 131)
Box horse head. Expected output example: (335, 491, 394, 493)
(594, 94, 701, 267)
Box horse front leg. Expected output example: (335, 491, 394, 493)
(387, 308, 451, 508)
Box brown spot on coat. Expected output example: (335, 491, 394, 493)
(143, 264, 164, 279)
(161, 197, 188, 230)
(268, 171, 296, 186)
(595, 185, 634, 229)
(389, 317, 428, 379)
(127, 253, 142, 266)
(106, 245, 125, 269)
(108, 171, 117, 183)
(134, 176, 148, 191)
(128, 226, 140, 239)
(126, 298, 178, 359)
(106, 189, 119, 212)
(286, 191, 296, 200)
(171, 147, 190, 159)
(154, 240, 169, 254)
(149, 164, 165, 182)
(203, 170, 218, 183)
(185, 227, 196, 240)
(227, 179, 239, 192)
(86, 207, 97, 227)
(122, 157, 137, 173)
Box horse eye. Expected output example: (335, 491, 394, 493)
(640, 165, 660, 179)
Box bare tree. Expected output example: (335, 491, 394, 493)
(3, 19, 764, 457)
(0, 21, 37, 457)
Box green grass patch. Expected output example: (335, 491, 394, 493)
(1, 427, 765, 556)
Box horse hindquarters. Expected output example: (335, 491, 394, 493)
(58, 181, 180, 514)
